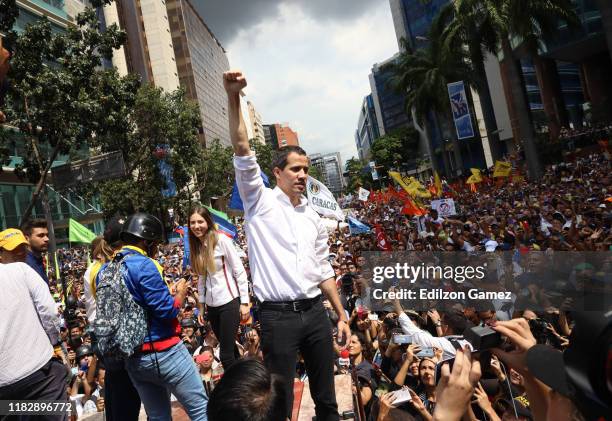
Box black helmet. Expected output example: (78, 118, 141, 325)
(181, 318, 197, 328)
(120, 213, 163, 243)
(76, 344, 94, 360)
(104, 215, 126, 247)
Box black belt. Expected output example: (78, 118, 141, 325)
(260, 295, 322, 312)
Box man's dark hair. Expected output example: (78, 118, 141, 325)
(444, 311, 473, 335)
(272, 145, 308, 171)
(207, 358, 286, 421)
(22, 219, 48, 236)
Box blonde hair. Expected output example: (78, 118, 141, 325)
(188, 207, 218, 277)
(91, 236, 114, 262)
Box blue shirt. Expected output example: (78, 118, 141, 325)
(26, 251, 48, 285)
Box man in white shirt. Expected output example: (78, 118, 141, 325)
(224, 70, 351, 421)
(0, 260, 68, 420)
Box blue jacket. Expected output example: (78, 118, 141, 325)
(26, 251, 49, 285)
(97, 246, 180, 343)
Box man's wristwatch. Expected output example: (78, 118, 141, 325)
(434, 321, 442, 327)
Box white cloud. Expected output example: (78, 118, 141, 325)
(226, 1, 398, 166)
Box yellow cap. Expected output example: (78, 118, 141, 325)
(0, 228, 28, 251)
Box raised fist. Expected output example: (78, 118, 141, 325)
(223, 70, 247, 94)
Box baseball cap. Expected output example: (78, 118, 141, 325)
(0, 229, 28, 251)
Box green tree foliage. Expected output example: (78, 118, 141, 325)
(308, 163, 323, 182)
(443, 0, 578, 179)
(0, 0, 19, 32)
(88, 84, 201, 220)
(0, 2, 128, 223)
(250, 139, 274, 183)
(370, 127, 420, 174)
(344, 157, 372, 192)
(195, 138, 234, 204)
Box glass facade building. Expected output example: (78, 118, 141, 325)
(0, 1, 103, 236)
(167, 0, 231, 147)
(355, 94, 380, 160)
(369, 55, 412, 136)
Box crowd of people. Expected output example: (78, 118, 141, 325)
(0, 70, 610, 421)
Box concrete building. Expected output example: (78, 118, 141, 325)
(167, 0, 230, 146)
(388, 0, 491, 174)
(108, 0, 179, 91)
(263, 124, 279, 150)
(506, 3, 612, 138)
(247, 101, 265, 144)
(355, 94, 381, 161)
(240, 92, 255, 141)
(265, 123, 299, 148)
(369, 54, 412, 137)
(309, 152, 345, 195)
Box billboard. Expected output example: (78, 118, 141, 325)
(51, 151, 126, 189)
(447, 81, 475, 140)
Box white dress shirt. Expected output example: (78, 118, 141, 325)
(197, 233, 249, 307)
(398, 313, 472, 360)
(234, 153, 335, 302)
(0, 263, 61, 387)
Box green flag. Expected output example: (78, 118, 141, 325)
(205, 206, 230, 222)
(69, 219, 97, 243)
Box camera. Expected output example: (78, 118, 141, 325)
(463, 326, 502, 350)
(528, 318, 552, 344)
(341, 273, 354, 295)
(64, 296, 79, 329)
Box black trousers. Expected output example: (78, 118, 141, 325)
(102, 357, 141, 421)
(208, 297, 240, 370)
(260, 297, 339, 421)
(0, 358, 68, 421)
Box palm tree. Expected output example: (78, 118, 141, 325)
(441, 1, 503, 162)
(596, 0, 612, 64)
(456, 0, 578, 179)
(391, 12, 473, 178)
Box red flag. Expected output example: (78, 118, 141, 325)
(401, 198, 426, 216)
(374, 224, 393, 251)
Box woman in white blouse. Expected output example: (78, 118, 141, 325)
(189, 206, 249, 370)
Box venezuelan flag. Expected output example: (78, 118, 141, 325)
(205, 206, 237, 239)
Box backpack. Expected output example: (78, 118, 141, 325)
(93, 254, 148, 359)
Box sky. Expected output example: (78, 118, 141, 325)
(194, 0, 400, 166)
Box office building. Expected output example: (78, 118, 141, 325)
(1, 0, 104, 233)
(265, 123, 299, 148)
(167, 0, 230, 146)
(247, 101, 265, 145)
(240, 93, 255, 141)
(263, 124, 279, 150)
(505, 2, 612, 138)
(354, 94, 381, 160)
(309, 152, 345, 195)
(387, 0, 492, 174)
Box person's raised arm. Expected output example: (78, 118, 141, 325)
(223, 70, 251, 156)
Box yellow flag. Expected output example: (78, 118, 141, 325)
(466, 168, 482, 184)
(390, 172, 433, 198)
(389, 171, 412, 194)
(434, 172, 442, 197)
(493, 161, 512, 177)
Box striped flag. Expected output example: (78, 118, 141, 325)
(205, 206, 237, 239)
